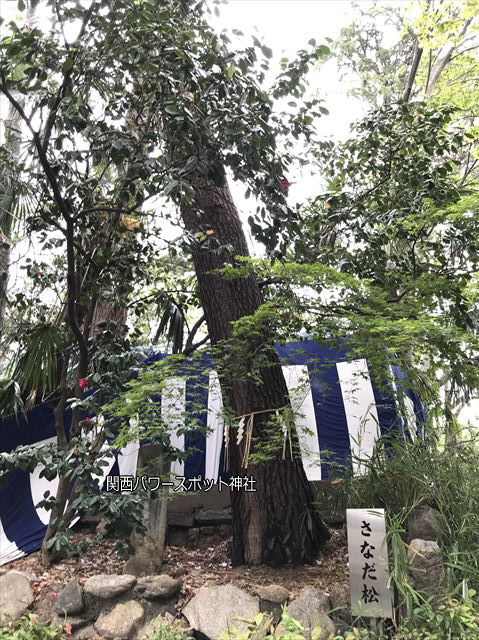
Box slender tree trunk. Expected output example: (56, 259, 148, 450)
(425, 19, 472, 97)
(180, 177, 329, 566)
(402, 39, 423, 102)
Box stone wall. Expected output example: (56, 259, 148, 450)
(0, 572, 340, 640)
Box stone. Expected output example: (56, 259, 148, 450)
(0, 573, 34, 622)
(137, 613, 187, 640)
(135, 575, 183, 600)
(328, 583, 351, 623)
(55, 579, 85, 615)
(183, 584, 259, 640)
(84, 574, 136, 599)
(255, 584, 289, 604)
(96, 517, 110, 537)
(73, 625, 97, 639)
(167, 511, 195, 528)
(408, 538, 447, 601)
(286, 588, 334, 640)
(199, 526, 216, 536)
(255, 585, 289, 625)
(195, 508, 232, 526)
(407, 507, 443, 545)
(94, 600, 144, 639)
(6, 570, 40, 583)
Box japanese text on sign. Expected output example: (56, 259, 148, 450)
(105, 474, 257, 493)
(346, 508, 393, 618)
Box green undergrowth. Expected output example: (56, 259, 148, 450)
(321, 434, 479, 589)
(0, 614, 69, 640)
(221, 602, 479, 640)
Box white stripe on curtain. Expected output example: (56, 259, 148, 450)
(282, 365, 322, 481)
(205, 371, 224, 482)
(404, 395, 417, 442)
(29, 437, 59, 525)
(0, 519, 20, 566)
(161, 377, 186, 477)
(336, 359, 380, 476)
(117, 441, 140, 477)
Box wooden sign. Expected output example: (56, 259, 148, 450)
(346, 508, 393, 618)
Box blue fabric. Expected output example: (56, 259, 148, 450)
(0, 341, 425, 565)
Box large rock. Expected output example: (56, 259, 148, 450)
(255, 585, 289, 624)
(84, 574, 136, 599)
(0, 573, 34, 621)
(55, 578, 85, 615)
(407, 507, 443, 545)
(408, 538, 447, 601)
(286, 588, 334, 640)
(135, 575, 182, 600)
(183, 584, 259, 640)
(6, 570, 39, 583)
(94, 600, 144, 639)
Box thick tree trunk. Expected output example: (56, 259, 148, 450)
(180, 178, 329, 566)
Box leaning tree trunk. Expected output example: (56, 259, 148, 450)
(180, 177, 329, 566)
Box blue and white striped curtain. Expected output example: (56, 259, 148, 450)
(0, 341, 424, 565)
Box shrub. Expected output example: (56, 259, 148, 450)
(0, 614, 69, 640)
(322, 435, 479, 595)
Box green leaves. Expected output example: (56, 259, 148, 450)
(3, 322, 65, 408)
(62, 57, 74, 72)
(261, 45, 273, 59)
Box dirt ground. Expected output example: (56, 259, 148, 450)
(3, 525, 349, 611)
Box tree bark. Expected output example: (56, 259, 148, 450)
(180, 178, 329, 566)
(402, 39, 423, 102)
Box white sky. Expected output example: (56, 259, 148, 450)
(206, 0, 371, 249)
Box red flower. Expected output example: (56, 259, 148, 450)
(65, 622, 72, 634)
(279, 176, 291, 193)
(82, 417, 95, 430)
(78, 378, 89, 390)
(30, 616, 39, 623)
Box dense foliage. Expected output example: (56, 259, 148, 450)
(0, 5, 478, 635)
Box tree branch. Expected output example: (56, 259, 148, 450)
(42, 1, 98, 154)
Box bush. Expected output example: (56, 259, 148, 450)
(0, 614, 69, 640)
(322, 435, 479, 593)
(221, 610, 316, 640)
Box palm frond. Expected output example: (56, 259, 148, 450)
(7, 322, 65, 396)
